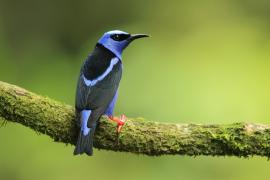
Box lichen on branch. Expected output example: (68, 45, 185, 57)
(0, 81, 270, 157)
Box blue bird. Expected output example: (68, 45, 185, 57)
(74, 30, 149, 156)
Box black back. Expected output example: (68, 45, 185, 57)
(82, 44, 116, 80)
(75, 44, 122, 126)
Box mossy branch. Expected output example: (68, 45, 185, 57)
(0, 81, 270, 157)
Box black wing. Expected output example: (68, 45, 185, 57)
(75, 60, 122, 109)
(75, 45, 122, 126)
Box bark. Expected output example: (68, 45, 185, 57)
(1, 81, 270, 157)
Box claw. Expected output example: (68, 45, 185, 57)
(108, 114, 127, 133)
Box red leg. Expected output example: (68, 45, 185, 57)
(108, 114, 127, 133)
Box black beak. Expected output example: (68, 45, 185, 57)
(129, 34, 149, 41)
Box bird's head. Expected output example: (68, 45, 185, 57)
(98, 30, 149, 59)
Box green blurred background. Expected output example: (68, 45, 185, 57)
(0, 0, 270, 179)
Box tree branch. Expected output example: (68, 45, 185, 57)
(0, 81, 270, 157)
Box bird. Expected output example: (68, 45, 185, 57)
(73, 30, 149, 156)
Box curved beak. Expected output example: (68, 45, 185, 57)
(129, 34, 149, 41)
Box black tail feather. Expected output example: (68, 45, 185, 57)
(73, 127, 95, 156)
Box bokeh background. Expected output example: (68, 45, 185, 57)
(0, 0, 270, 179)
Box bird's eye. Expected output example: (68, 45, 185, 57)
(114, 34, 120, 40)
(111, 34, 130, 41)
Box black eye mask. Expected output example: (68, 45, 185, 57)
(110, 34, 131, 41)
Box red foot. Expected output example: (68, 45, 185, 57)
(108, 114, 127, 133)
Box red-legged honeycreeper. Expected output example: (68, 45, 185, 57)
(74, 30, 149, 156)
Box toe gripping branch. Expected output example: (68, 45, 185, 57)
(108, 114, 127, 133)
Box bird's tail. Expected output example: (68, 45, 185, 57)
(73, 109, 96, 156)
(73, 126, 96, 156)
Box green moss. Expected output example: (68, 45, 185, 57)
(1, 81, 270, 157)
